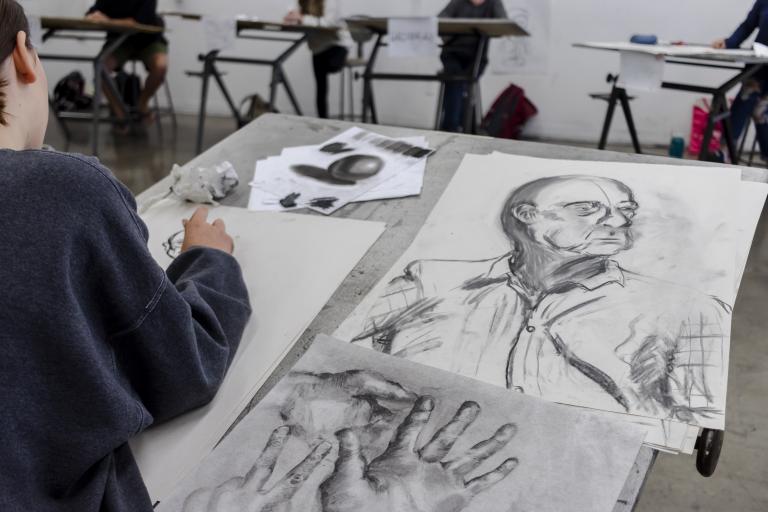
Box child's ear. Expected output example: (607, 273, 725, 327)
(11, 31, 38, 85)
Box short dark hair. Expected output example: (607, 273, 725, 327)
(0, 0, 33, 126)
(500, 176, 563, 244)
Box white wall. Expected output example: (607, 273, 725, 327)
(26, 0, 757, 145)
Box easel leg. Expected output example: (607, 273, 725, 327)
(91, 63, 102, 156)
(699, 95, 721, 161)
(619, 89, 642, 154)
(196, 58, 212, 155)
(719, 97, 738, 163)
(598, 88, 619, 150)
(435, 81, 446, 131)
(280, 67, 303, 116)
(212, 65, 243, 127)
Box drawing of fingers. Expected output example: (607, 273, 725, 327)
(419, 401, 481, 462)
(181, 427, 331, 512)
(333, 428, 368, 482)
(465, 458, 519, 497)
(341, 370, 418, 402)
(444, 423, 517, 477)
(387, 396, 435, 453)
(266, 440, 333, 502)
(242, 426, 291, 492)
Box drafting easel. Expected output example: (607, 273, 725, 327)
(163, 13, 339, 154)
(575, 42, 768, 163)
(345, 18, 527, 134)
(37, 16, 163, 156)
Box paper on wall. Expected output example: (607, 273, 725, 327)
(387, 17, 440, 58)
(131, 201, 385, 503)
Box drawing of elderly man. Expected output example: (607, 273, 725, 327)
(352, 176, 730, 424)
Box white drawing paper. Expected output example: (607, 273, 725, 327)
(248, 136, 428, 212)
(387, 16, 440, 58)
(202, 15, 237, 53)
(157, 335, 646, 512)
(618, 51, 665, 92)
(336, 153, 753, 436)
(491, 0, 551, 76)
(578, 41, 758, 59)
(249, 128, 433, 214)
(131, 201, 385, 503)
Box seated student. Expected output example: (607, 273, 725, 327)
(438, 0, 507, 133)
(86, 0, 168, 128)
(284, 0, 349, 119)
(0, 1, 251, 510)
(713, 0, 768, 159)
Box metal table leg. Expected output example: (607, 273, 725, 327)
(362, 33, 384, 124)
(462, 34, 488, 135)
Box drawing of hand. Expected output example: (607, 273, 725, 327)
(320, 397, 518, 512)
(276, 370, 417, 455)
(183, 426, 331, 512)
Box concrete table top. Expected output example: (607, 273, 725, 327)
(138, 114, 767, 512)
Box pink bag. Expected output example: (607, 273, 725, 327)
(688, 98, 723, 156)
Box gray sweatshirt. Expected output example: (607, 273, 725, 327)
(0, 149, 251, 511)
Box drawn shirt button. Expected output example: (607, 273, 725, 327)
(525, 325, 536, 333)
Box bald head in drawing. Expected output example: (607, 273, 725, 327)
(500, 176, 639, 291)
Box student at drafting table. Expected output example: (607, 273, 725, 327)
(85, 0, 168, 129)
(0, 2, 251, 510)
(713, 0, 768, 160)
(284, 0, 350, 119)
(439, 0, 507, 133)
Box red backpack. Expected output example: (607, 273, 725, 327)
(481, 84, 538, 139)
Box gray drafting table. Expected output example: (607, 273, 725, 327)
(346, 18, 527, 134)
(575, 42, 768, 163)
(163, 12, 339, 154)
(138, 114, 768, 511)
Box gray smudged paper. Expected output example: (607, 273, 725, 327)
(158, 335, 645, 512)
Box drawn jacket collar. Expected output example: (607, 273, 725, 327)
(467, 253, 627, 298)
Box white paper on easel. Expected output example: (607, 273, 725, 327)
(618, 50, 665, 92)
(202, 16, 237, 53)
(387, 17, 439, 58)
(131, 201, 385, 503)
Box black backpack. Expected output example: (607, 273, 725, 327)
(53, 71, 92, 112)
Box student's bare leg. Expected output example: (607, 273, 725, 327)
(138, 52, 168, 122)
(101, 54, 128, 122)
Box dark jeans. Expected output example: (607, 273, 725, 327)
(440, 52, 486, 132)
(312, 45, 348, 119)
(730, 78, 768, 158)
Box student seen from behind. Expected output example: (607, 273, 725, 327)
(85, 0, 168, 130)
(284, 0, 350, 119)
(439, 0, 507, 133)
(0, 1, 251, 510)
(713, 0, 768, 160)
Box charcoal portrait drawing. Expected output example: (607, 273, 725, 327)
(351, 176, 731, 426)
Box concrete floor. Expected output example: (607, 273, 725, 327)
(43, 115, 768, 512)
